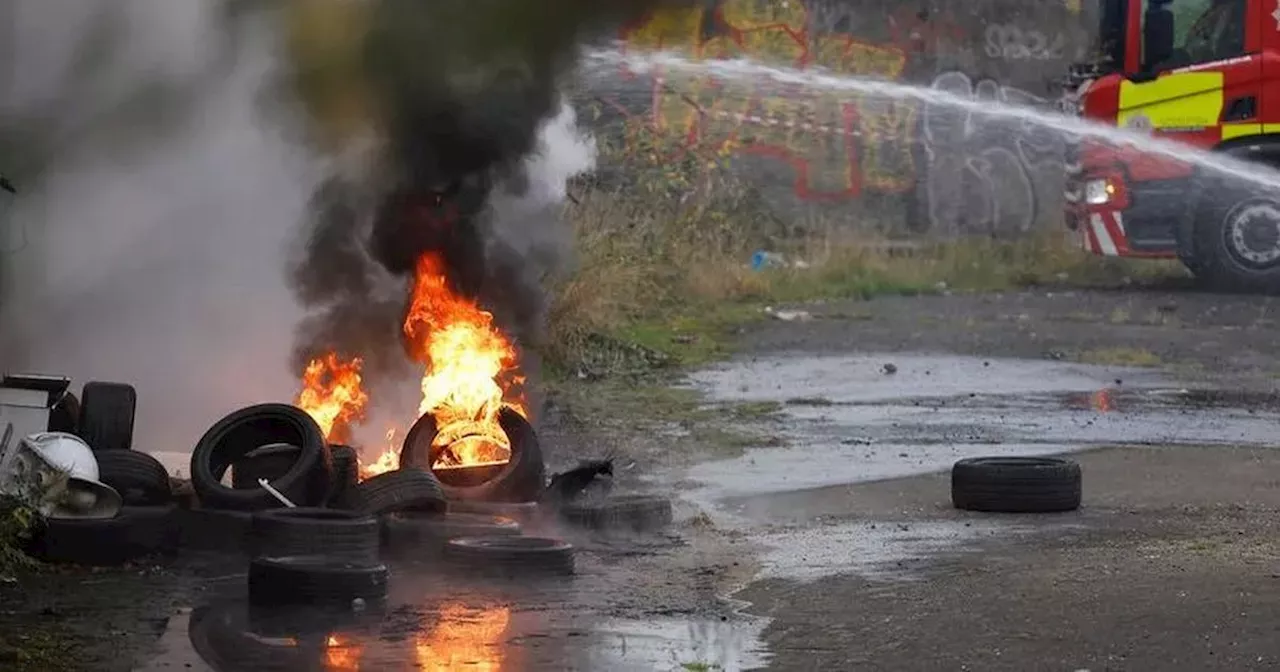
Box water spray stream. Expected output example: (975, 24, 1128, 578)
(582, 48, 1280, 194)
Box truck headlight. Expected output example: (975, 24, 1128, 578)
(1084, 178, 1115, 205)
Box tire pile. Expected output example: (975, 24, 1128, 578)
(28, 382, 184, 566)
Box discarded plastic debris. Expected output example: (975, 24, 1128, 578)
(763, 306, 813, 322)
(258, 478, 297, 508)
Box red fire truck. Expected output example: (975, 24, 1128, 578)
(1068, 0, 1280, 292)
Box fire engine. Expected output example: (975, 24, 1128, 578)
(1067, 0, 1280, 292)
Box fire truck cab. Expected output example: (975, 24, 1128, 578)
(1068, 0, 1280, 292)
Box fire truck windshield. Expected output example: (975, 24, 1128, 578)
(1141, 0, 1246, 70)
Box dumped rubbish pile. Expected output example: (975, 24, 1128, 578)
(0, 373, 673, 607)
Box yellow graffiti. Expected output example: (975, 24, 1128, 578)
(621, 0, 916, 198)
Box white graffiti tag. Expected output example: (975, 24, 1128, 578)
(984, 24, 1067, 61)
(923, 72, 1068, 237)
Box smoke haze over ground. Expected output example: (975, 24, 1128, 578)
(0, 0, 684, 452)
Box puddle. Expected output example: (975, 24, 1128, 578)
(753, 519, 1048, 583)
(586, 616, 771, 671)
(685, 353, 1168, 405)
(679, 353, 1280, 503)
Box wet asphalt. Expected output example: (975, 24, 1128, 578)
(10, 286, 1280, 671)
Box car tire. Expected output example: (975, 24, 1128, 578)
(247, 556, 389, 607)
(382, 512, 520, 557)
(250, 507, 380, 564)
(349, 468, 447, 516)
(400, 407, 546, 503)
(95, 450, 173, 506)
(191, 404, 331, 511)
(559, 494, 673, 531)
(77, 381, 137, 451)
(28, 505, 179, 565)
(951, 456, 1082, 513)
(443, 536, 575, 576)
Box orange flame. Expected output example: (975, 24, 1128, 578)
(295, 353, 369, 443)
(401, 253, 526, 470)
(414, 603, 510, 671)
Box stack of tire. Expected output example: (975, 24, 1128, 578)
(382, 407, 576, 577)
(30, 382, 181, 566)
(245, 508, 388, 609)
(189, 403, 576, 578)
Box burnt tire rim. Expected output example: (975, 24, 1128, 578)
(1224, 200, 1280, 269)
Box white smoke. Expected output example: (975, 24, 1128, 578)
(0, 1, 315, 453)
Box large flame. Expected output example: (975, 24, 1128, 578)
(403, 253, 526, 470)
(295, 353, 369, 443)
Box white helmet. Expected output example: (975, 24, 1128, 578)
(0, 432, 122, 519)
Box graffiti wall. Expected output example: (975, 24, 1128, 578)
(584, 0, 1096, 237)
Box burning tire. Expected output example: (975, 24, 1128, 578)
(400, 406, 546, 503)
(350, 467, 447, 516)
(95, 450, 173, 506)
(191, 404, 332, 511)
(28, 505, 179, 565)
(382, 512, 520, 556)
(250, 508, 380, 564)
(559, 494, 674, 532)
(77, 381, 137, 451)
(950, 456, 1082, 513)
(443, 536, 575, 576)
(247, 555, 389, 607)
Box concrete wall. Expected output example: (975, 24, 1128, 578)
(580, 0, 1099, 238)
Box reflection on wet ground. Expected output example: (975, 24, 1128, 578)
(136, 532, 770, 671)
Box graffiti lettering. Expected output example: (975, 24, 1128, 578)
(984, 24, 1067, 61)
(923, 71, 1067, 236)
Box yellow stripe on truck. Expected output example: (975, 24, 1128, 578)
(1221, 122, 1262, 140)
(1117, 72, 1224, 130)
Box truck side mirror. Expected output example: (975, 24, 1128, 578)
(1143, 6, 1175, 70)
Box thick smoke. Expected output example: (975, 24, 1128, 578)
(284, 0, 695, 393)
(0, 1, 314, 452)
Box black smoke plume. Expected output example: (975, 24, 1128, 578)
(284, 0, 695, 389)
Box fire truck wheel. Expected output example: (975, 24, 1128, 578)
(190, 404, 332, 511)
(77, 381, 137, 451)
(28, 505, 180, 565)
(381, 511, 521, 557)
(559, 494, 674, 531)
(351, 467, 447, 516)
(250, 508, 380, 564)
(443, 536, 575, 576)
(1198, 193, 1280, 294)
(950, 456, 1082, 513)
(95, 450, 173, 506)
(247, 555, 389, 607)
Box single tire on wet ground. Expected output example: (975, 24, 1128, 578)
(444, 536, 575, 576)
(191, 404, 332, 511)
(28, 505, 179, 565)
(77, 381, 137, 451)
(350, 468, 447, 516)
(95, 450, 173, 506)
(247, 555, 389, 607)
(250, 507, 380, 564)
(950, 456, 1082, 513)
(382, 512, 520, 556)
(559, 494, 674, 531)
